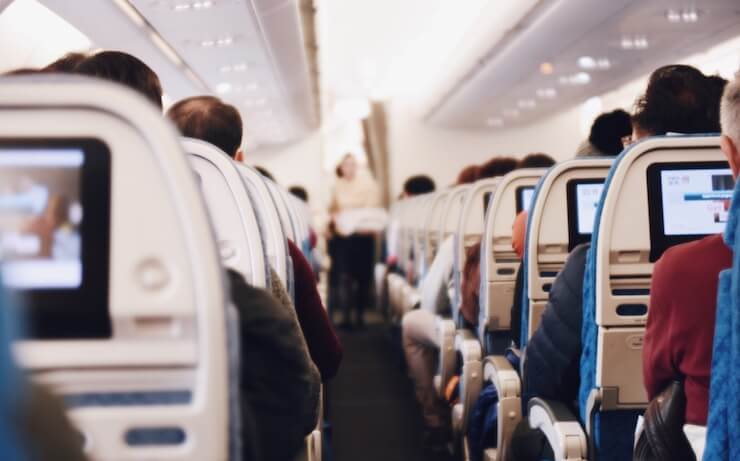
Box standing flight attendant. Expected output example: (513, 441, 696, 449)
(329, 154, 381, 329)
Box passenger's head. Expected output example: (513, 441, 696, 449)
(2, 68, 40, 76)
(478, 156, 518, 180)
(167, 96, 244, 160)
(289, 186, 309, 202)
(43, 52, 87, 73)
(336, 154, 358, 180)
(254, 166, 275, 181)
(402, 175, 436, 197)
(74, 51, 163, 109)
(456, 165, 479, 185)
(720, 76, 740, 179)
(588, 109, 632, 155)
(518, 152, 555, 169)
(632, 65, 719, 139)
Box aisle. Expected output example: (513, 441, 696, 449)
(327, 312, 432, 461)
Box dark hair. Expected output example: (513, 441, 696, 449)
(289, 186, 308, 202)
(74, 51, 163, 109)
(518, 152, 555, 169)
(632, 65, 721, 136)
(43, 52, 87, 73)
(255, 166, 274, 181)
(456, 165, 479, 185)
(588, 109, 632, 155)
(705, 75, 729, 133)
(167, 96, 243, 157)
(2, 68, 40, 76)
(455, 165, 479, 185)
(478, 156, 518, 179)
(403, 175, 436, 195)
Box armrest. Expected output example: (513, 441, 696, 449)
(483, 356, 520, 398)
(528, 398, 587, 461)
(434, 318, 456, 396)
(454, 329, 482, 363)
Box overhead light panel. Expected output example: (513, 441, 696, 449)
(578, 56, 611, 70)
(517, 99, 536, 109)
(486, 117, 504, 127)
(220, 62, 249, 73)
(620, 36, 648, 50)
(216, 82, 232, 94)
(536, 88, 557, 99)
(667, 8, 699, 24)
(559, 72, 591, 86)
(173, 1, 214, 12)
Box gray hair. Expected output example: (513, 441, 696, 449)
(720, 74, 740, 146)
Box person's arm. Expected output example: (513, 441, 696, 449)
(227, 269, 320, 461)
(523, 244, 588, 402)
(287, 241, 343, 381)
(419, 236, 454, 315)
(642, 255, 677, 400)
(460, 241, 482, 327)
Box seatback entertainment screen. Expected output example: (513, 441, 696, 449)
(0, 140, 111, 339)
(566, 179, 605, 250)
(647, 161, 732, 261)
(517, 186, 535, 214)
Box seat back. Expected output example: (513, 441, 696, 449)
(184, 138, 268, 288)
(453, 179, 500, 321)
(264, 178, 298, 244)
(411, 193, 435, 282)
(237, 164, 292, 290)
(520, 159, 612, 346)
(0, 77, 230, 460)
(478, 169, 545, 348)
(424, 189, 451, 268)
(441, 185, 472, 241)
(705, 164, 740, 461)
(579, 135, 728, 460)
(0, 287, 26, 461)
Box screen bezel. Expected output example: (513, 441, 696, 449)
(566, 178, 604, 251)
(0, 138, 112, 339)
(515, 186, 535, 214)
(646, 160, 731, 262)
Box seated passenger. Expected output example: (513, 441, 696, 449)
(167, 95, 342, 381)
(386, 174, 436, 268)
(402, 158, 516, 451)
(575, 109, 632, 157)
(642, 74, 737, 427)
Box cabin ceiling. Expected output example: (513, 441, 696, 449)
(39, 0, 319, 149)
(426, 0, 740, 130)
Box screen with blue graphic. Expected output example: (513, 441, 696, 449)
(660, 168, 733, 236)
(576, 183, 604, 235)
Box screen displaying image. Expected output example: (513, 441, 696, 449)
(660, 168, 733, 236)
(0, 149, 84, 289)
(519, 187, 535, 213)
(575, 183, 604, 235)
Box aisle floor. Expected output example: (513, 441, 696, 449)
(327, 311, 441, 461)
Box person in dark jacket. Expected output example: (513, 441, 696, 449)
(522, 243, 589, 404)
(228, 269, 319, 460)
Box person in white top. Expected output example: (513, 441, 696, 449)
(329, 154, 381, 329)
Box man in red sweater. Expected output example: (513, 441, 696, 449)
(643, 75, 740, 425)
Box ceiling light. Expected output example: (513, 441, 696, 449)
(233, 63, 248, 72)
(539, 62, 554, 75)
(486, 117, 504, 127)
(215, 82, 232, 94)
(220, 65, 232, 73)
(174, 4, 191, 12)
(578, 56, 596, 69)
(620, 36, 648, 50)
(517, 99, 536, 109)
(216, 37, 233, 46)
(200, 39, 215, 47)
(173, 1, 213, 12)
(559, 72, 591, 86)
(667, 8, 699, 23)
(503, 109, 520, 118)
(536, 88, 557, 99)
(596, 58, 611, 69)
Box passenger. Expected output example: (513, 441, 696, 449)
(575, 109, 632, 157)
(642, 74, 737, 427)
(403, 175, 436, 196)
(42, 52, 87, 73)
(289, 185, 309, 202)
(328, 153, 381, 329)
(402, 158, 516, 451)
(73, 51, 163, 110)
(167, 95, 342, 380)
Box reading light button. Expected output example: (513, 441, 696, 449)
(136, 259, 170, 291)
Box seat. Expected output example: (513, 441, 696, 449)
(0, 76, 231, 460)
(703, 157, 740, 460)
(529, 135, 727, 461)
(424, 189, 452, 269)
(184, 138, 268, 289)
(432, 184, 473, 397)
(520, 159, 612, 346)
(237, 164, 294, 295)
(477, 161, 608, 461)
